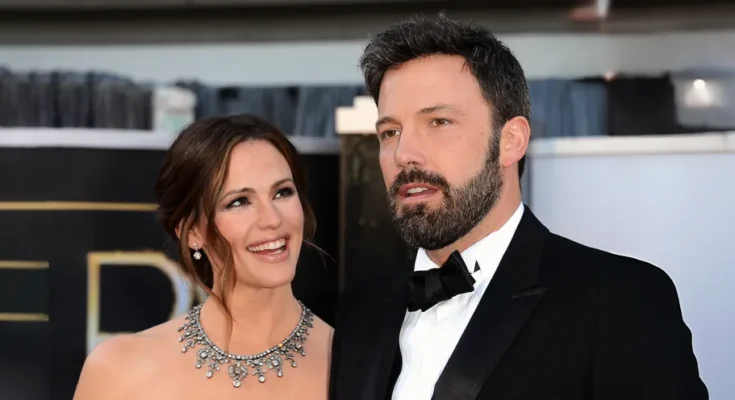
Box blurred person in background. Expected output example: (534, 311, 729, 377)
(73, 115, 332, 399)
(329, 14, 707, 400)
(569, 0, 611, 22)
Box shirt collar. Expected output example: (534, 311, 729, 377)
(414, 202, 525, 274)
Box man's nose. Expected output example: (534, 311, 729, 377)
(394, 130, 426, 169)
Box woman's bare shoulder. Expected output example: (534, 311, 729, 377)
(313, 315, 333, 337)
(73, 316, 186, 400)
(308, 314, 334, 358)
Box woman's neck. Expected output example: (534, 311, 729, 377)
(198, 283, 302, 355)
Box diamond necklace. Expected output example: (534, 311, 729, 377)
(178, 301, 314, 388)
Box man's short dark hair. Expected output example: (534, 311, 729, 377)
(359, 13, 530, 178)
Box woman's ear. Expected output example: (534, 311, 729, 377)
(175, 221, 205, 250)
(187, 228, 205, 250)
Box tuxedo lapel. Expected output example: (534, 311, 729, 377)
(432, 209, 549, 400)
(336, 269, 409, 400)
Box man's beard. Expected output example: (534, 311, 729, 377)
(387, 133, 503, 250)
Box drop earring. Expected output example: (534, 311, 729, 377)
(193, 244, 202, 260)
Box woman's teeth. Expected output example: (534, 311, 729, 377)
(247, 238, 286, 253)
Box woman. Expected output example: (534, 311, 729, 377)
(73, 115, 333, 399)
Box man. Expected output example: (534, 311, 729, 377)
(329, 13, 708, 400)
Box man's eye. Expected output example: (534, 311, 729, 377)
(379, 129, 400, 140)
(430, 118, 451, 127)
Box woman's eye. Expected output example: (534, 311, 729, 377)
(226, 197, 249, 209)
(275, 187, 295, 198)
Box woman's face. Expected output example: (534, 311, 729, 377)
(205, 140, 305, 289)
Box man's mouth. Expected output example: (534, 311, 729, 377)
(399, 184, 440, 200)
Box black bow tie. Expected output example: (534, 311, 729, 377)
(407, 250, 477, 312)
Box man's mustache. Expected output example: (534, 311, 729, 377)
(389, 168, 451, 199)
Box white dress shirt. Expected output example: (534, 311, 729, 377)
(391, 203, 525, 400)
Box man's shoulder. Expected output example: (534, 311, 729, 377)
(545, 232, 675, 290)
(336, 268, 408, 311)
(346, 267, 408, 292)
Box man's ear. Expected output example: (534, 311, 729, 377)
(499, 116, 530, 170)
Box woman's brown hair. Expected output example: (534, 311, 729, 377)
(154, 114, 316, 319)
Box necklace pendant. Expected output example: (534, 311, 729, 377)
(180, 301, 313, 389)
(228, 361, 247, 387)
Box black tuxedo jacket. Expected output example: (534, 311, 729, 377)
(329, 208, 707, 400)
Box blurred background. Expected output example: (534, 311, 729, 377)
(0, 0, 733, 399)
